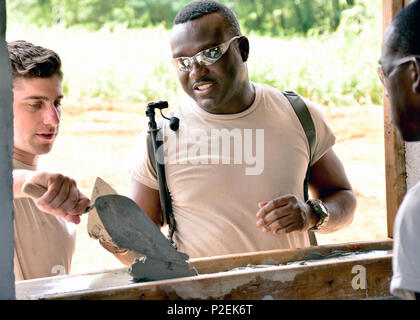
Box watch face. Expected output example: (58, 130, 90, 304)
(319, 202, 328, 215)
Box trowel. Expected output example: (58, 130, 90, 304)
(86, 177, 197, 281)
(93, 194, 197, 281)
(22, 178, 197, 281)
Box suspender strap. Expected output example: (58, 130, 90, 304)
(282, 90, 318, 246)
(147, 122, 176, 247)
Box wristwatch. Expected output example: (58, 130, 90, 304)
(306, 199, 329, 231)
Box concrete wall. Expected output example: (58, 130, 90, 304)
(0, 0, 15, 299)
(406, 143, 420, 190)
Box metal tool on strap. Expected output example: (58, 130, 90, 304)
(146, 101, 179, 248)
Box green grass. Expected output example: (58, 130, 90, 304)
(6, 7, 382, 107)
(247, 8, 383, 107)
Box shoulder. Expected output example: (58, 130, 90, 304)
(408, 180, 420, 195)
(252, 83, 299, 113)
(395, 181, 420, 234)
(255, 84, 328, 118)
(403, 181, 420, 207)
(399, 182, 420, 216)
(253, 82, 286, 101)
(301, 97, 329, 120)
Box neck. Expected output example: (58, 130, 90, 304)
(220, 81, 256, 114)
(13, 147, 38, 166)
(239, 81, 256, 112)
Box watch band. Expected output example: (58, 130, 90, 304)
(306, 199, 329, 231)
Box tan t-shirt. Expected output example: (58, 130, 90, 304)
(13, 159, 76, 281)
(131, 83, 335, 258)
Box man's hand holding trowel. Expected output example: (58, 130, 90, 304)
(16, 170, 90, 224)
(22, 176, 144, 264)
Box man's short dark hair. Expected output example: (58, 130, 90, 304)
(7, 40, 63, 80)
(389, 0, 420, 56)
(174, 0, 241, 36)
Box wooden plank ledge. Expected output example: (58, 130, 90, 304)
(16, 240, 393, 300)
(189, 239, 393, 274)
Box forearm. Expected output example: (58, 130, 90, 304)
(316, 189, 356, 234)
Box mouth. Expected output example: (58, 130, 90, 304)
(36, 132, 57, 140)
(192, 81, 216, 92)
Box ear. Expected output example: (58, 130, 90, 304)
(238, 36, 250, 62)
(412, 59, 420, 94)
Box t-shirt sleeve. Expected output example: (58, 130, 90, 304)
(303, 98, 336, 165)
(390, 183, 420, 299)
(128, 129, 159, 190)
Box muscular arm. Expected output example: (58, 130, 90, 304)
(130, 178, 162, 227)
(307, 148, 356, 233)
(256, 149, 356, 235)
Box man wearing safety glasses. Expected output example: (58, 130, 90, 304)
(381, 0, 420, 300)
(124, 0, 356, 261)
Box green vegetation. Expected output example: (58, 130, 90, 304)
(6, 0, 383, 107)
(7, 0, 364, 36)
(248, 1, 383, 106)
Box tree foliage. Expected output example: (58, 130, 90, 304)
(7, 0, 368, 36)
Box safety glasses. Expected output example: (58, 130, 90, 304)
(172, 36, 241, 72)
(378, 55, 420, 86)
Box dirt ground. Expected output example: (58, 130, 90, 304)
(39, 99, 387, 275)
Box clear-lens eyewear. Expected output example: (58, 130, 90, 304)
(378, 55, 420, 86)
(172, 36, 241, 72)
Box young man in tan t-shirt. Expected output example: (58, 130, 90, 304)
(9, 40, 90, 280)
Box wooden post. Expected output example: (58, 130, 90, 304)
(382, 0, 406, 238)
(0, 0, 16, 299)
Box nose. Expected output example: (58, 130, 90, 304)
(42, 103, 60, 127)
(189, 61, 209, 80)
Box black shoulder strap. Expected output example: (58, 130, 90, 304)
(282, 90, 318, 246)
(282, 90, 315, 201)
(147, 121, 176, 247)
